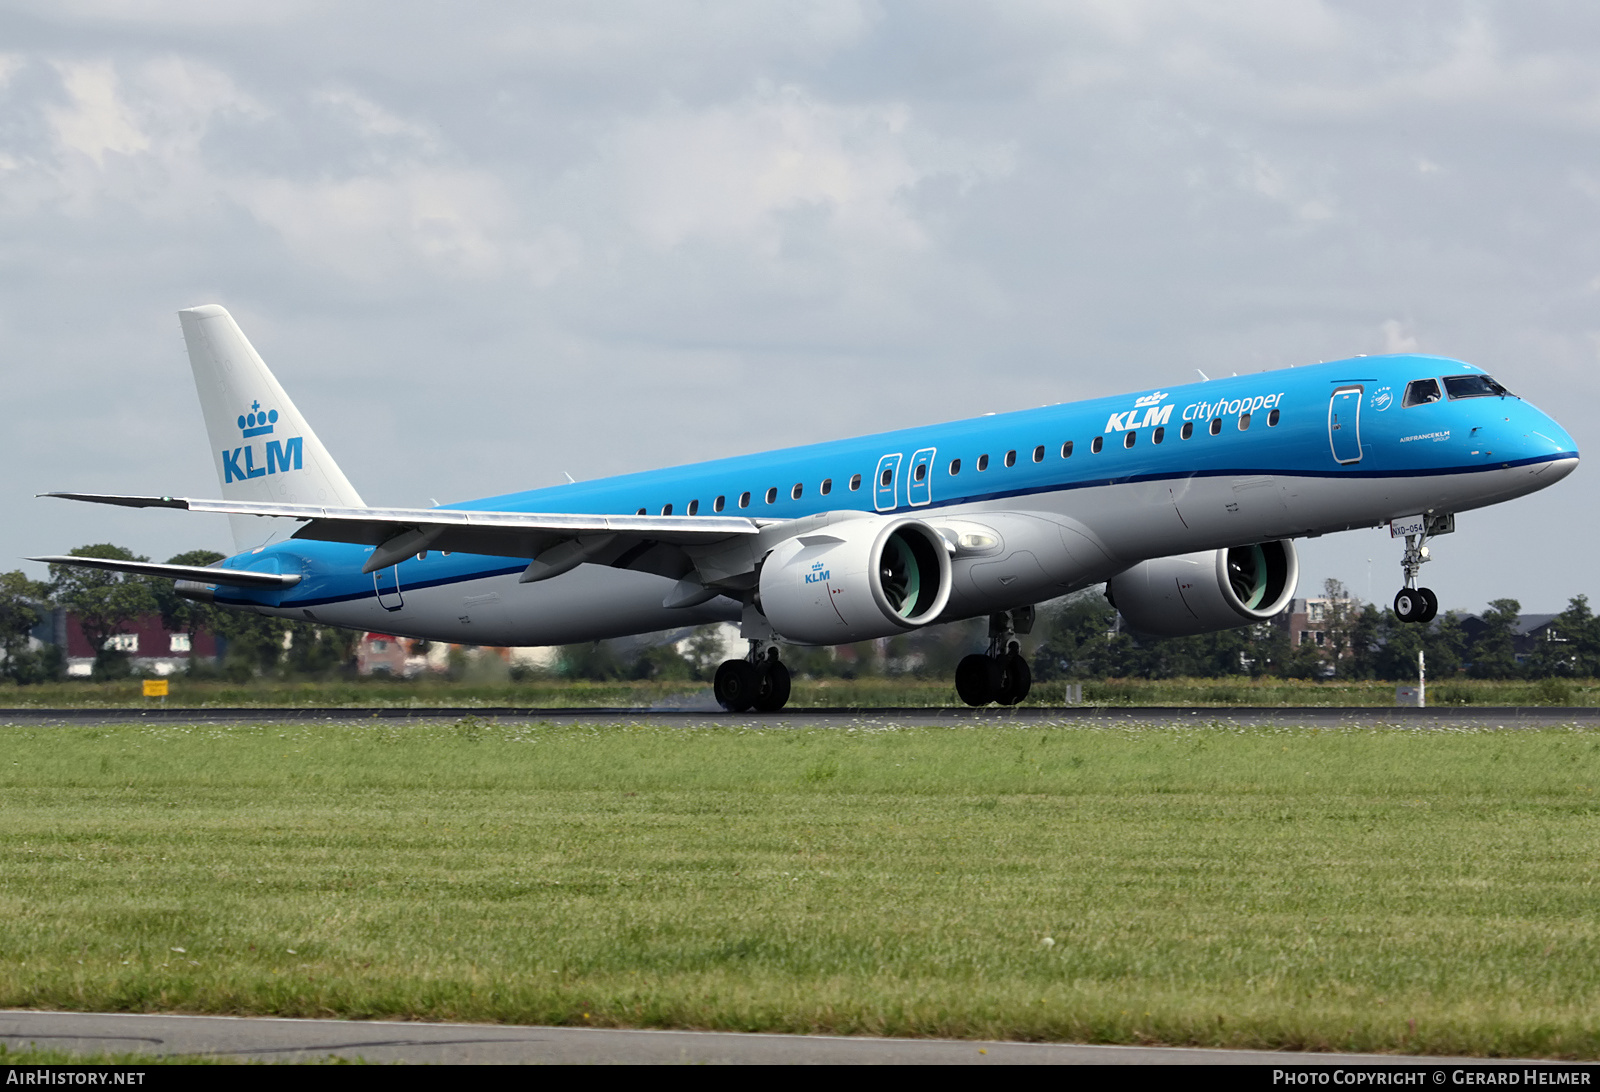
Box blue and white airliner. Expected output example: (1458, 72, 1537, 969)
(35, 305, 1579, 710)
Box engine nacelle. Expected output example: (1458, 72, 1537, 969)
(759, 516, 954, 644)
(1107, 540, 1298, 638)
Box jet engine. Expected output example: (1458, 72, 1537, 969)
(759, 516, 953, 644)
(1106, 540, 1298, 638)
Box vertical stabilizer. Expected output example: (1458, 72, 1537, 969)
(179, 305, 365, 551)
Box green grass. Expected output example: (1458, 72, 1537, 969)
(1, 719, 1598, 1057)
(5, 675, 1600, 709)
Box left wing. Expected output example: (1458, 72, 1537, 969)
(41, 492, 773, 585)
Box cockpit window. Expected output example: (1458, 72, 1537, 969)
(1403, 378, 1442, 407)
(1443, 374, 1512, 400)
(1408, 376, 1446, 406)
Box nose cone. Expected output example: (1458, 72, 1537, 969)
(1519, 402, 1579, 483)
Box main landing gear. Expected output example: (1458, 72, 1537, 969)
(955, 608, 1034, 707)
(1392, 514, 1455, 625)
(713, 642, 791, 713)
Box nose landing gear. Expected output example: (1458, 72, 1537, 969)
(955, 608, 1034, 707)
(714, 641, 791, 712)
(1392, 514, 1454, 624)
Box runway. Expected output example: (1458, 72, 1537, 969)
(3, 704, 1599, 728)
(0, 1011, 1514, 1065)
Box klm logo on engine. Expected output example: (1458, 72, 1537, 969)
(804, 561, 831, 584)
(1104, 390, 1173, 432)
(221, 400, 303, 483)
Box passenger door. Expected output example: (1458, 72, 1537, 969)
(1328, 386, 1364, 465)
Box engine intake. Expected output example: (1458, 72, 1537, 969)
(1107, 540, 1298, 638)
(759, 516, 953, 644)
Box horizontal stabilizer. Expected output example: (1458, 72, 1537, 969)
(27, 555, 301, 589)
(41, 492, 774, 565)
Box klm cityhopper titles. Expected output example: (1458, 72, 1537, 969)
(35, 306, 1578, 711)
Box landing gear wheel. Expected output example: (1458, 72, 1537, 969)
(753, 660, 792, 712)
(1394, 588, 1426, 624)
(1417, 587, 1438, 624)
(714, 659, 758, 712)
(995, 653, 1032, 706)
(956, 654, 1000, 707)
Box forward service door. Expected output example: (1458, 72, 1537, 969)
(1328, 386, 1364, 465)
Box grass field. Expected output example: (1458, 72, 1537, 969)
(1, 718, 1597, 1057)
(3, 674, 1598, 708)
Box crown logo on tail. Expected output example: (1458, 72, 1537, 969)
(238, 400, 278, 438)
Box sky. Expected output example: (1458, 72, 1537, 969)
(4, 1, 1599, 615)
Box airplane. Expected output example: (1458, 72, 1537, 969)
(33, 305, 1579, 711)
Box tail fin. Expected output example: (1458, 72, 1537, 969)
(178, 305, 365, 551)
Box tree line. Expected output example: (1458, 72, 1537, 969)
(1029, 581, 1600, 682)
(3, 546, 1593, 684)
(0, 544, 355, 682)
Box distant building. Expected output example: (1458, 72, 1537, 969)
(356, 633, 413, 677)
(1281, 597, 1335, 651)
(1457, 612, 1565, 665)
(58, 611, 219, 677)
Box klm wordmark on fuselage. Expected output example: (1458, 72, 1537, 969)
(35, 305, 1578, 706)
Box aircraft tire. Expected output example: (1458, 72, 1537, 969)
(995, 653, 1032, 706)
(753, 661, 792, 712)
(714, 659, 758, 712)
(1394, 588, 1425, 623)
(1417, 587, 1438, 624)
(956, 654, 998, 706)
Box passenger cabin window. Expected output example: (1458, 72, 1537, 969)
(1444, 374, 1511, 399)
(1268, 409, 1280, 427)
(1123, 431, 1136, 448)
(849, 474, 862, 491)
(914, 463, 926, 482)
(1061, 441, 1074, 458)
(661, 503, 673, 515)
(1032, 445, 1045, 463)
(739, 491, 751, 508)
(1091, 436, 1103, 454)
(714, 495, 725, 512)
(949, 458, 961, 475)
(1181, 422, 1193, 440)
(1153, 427, 1165, 444)
(765, 487, 777, 504)
(791, 483, 803, 500)
(1239, 413, 1251, 431)
(977, 454, 990, 471)
(1403, 378, 1442, 407)
(1209, 418, 1222, 436)
(820, 478, 832, 495)
(1004, 450, 1016, 467)
(687, 499, 699, 515)
(636, 507, 646, 515)
(880, 468, 892, 486)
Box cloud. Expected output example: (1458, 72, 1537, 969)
(1381, 319, 1419, 354)
(46, 60, 149, 165)
(316, 87, 439, 152)
(602, 85, 1011, 255)
(236, 167, 521, 280)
